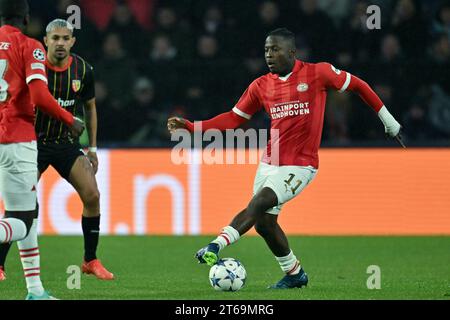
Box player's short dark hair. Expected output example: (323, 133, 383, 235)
(267, 28, 296, 48)
(0, 0, 29, 19)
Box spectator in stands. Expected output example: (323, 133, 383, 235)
(180, 35, 233, 118)
(287, 0, 337, 61)
(194, 5, 238, 58)
(95, 33, 137, 107)
(337, 0, 381, 66)
(107, 2, 146, 58)
(96, 80, 128, 144)
(153, 6, 193, 57)
(429, 33, 450, 98)
(141, 34, 180, 100)
(126, 78, 170, 145)
(391, 0, 429, 58)
(317, 0, 352, 26)
(402, 94, 438, 140)
(431, 1, 450, 38)
(370, 34, 412, 115)
(197, 5, 225, 35)
(324, 91, 351, 144)
(428, 85, 450, 139)
(244, 1, 282, 57)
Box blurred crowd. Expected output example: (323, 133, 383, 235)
(28, 0, 450, 146)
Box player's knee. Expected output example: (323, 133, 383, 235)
(82, 189, 100, 207)
(247, 196, 272, 216)
(4, 209, 36, 237)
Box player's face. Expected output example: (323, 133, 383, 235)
(44, 28, 76, 61)
(265, 36, 295, 75)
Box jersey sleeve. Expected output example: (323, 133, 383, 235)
(317, 62, 352, 93)
(80, 64, 95, 101)
(232, 80, 263, 120)
(23, 39, 48, 84)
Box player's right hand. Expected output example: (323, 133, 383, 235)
(70, 116, 85, 137)
(167, 117, 187, 134)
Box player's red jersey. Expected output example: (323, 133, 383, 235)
(233, 60, 352, 168)
(0, 25, 48, 144)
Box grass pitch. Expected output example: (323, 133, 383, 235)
(0, 236, 448, 300)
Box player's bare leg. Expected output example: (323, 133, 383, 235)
(68, 155, 114, 280)
(196, 186, 308, 289)
(254, 214, 290, 257)
(255, 213, 308, 289)
(196, 188, 278, 266)
(230, 187, 279, 235)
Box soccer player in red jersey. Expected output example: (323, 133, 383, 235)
(0, 19, 114, 283)
(0, 0, 84, 299)
(167, 28, 403, 289)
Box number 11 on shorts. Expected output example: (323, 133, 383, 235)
(284, 173, 302, 195)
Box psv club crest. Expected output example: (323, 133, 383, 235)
(72, 80, 81, 92)
(297, 83, 309, 92)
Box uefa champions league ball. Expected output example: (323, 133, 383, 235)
(209, 258, 247, 292)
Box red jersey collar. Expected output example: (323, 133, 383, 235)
(46, 55, 74, 72)
(0, 25, 22, 34)
(269, 60, 304, 79)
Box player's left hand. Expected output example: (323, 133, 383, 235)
(384, 120, 401, 138)
(87, 151, 99, 174)
(386, 126, 406, 148)
(392, 128, 406, 149)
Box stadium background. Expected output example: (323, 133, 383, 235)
(3, 0, 449, 235)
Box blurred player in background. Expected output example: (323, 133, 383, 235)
(168, 28, 403, 289)
(0, 19, 114, 283)
(0, 0, 84, 299)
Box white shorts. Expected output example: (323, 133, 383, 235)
(0, 141, 38, 211)
(253, 162, 317, 215)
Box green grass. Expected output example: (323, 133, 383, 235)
(0, 236, 449, 300)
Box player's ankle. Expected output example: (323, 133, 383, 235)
(84, 256, 97, 263)
(276, 250, 302, 275)
(28, 286, 45, 296)
(288, 264, 301, 275)
(212, 226, 240, 251)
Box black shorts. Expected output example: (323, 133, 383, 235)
(38, 142, 85, 181)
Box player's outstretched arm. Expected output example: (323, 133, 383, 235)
(319, 63, 404, 147)
(346, 75, 404, 145)
(168, 110, 248, 134)
(28, 79, 85, 137)
(168, 80, 260, 134)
